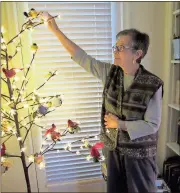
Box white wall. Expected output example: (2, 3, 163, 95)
(121, 2, 166, 75)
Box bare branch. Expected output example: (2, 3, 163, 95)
(1, 133, 13, 138)
(2, 115, 15, 123)
(24, 71, 57, 100)
(6, 154, 21, 158)
(33, 123, 44, 129)
(1, 53, 6, 57)
(27, 162, 33, 169)
(41, 141, 56, 155)
(16, 103, 41, 110)
(1, 77, 7, 84)
(16, 51, 37, 103)
(7, 30, 24, 45)
(1, 94, 10, 99)
(22, 121, 34, 144)
(1, 95, 9, 102)
(11, 50, 18, 59)
(2, 134, 14, 144)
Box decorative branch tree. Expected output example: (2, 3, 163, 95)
(1, 9, 105, 193)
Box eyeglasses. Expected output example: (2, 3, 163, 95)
(112, 45, 135, 52)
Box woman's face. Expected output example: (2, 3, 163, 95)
(113, 35, 142, 70)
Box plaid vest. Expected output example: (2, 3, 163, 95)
(100, 64, 163, 158)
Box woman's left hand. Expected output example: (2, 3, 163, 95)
(104, 113, 119, 129)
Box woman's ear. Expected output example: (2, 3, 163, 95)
(134, 50, 143, 63)
(136, 50, 143, 59)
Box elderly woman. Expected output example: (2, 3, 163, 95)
(41, 12, 163, 193)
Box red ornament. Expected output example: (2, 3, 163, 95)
(45, 124, 56, 136)
(51, 131, 61, 141)
(68, 119, 78, 128)
(1, 143, 6, 156)
(2, 68, 23, 78)
(90, 142, 104, 159)
(34, 154, 43, 164)
(91, 147, 100, 158)
(45, 124, 61, 141)
(2, 68, 16, 78)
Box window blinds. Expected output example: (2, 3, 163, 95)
(28, 2, 112, 184)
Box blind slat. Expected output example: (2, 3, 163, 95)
(47, 174, 102, 183)
(47, 164, 100, 175)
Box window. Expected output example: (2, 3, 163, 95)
(28, 2, 112, 185)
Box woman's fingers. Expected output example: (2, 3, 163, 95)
(104, 115, 108, 119)
(104, 115, 109, 127)
(47, 17, 54, 22)
(39, 11, 48, 20)
(40, 11, 52, 22)
(39, 11, 58, 32)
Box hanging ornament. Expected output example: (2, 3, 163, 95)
(1, 143, 6, 156)
(1, 120, 12, 133)
(24, 8, 39, 19)
(38, 105, 48, 115)
(51, 131, 61, 141)
(1, 158, 12, 167)
(34, 153, 43, 164)
(2, 68, 23, 78)
(1, 157, 13, 174)
(67, 120, 80, 134)
(52, 95, 62, 107)
(90, 142, 104, 163)
(45, 124, 56, 136)
(2, 68, 16, 78)
(31, 43, 38, 52)
(45, 124, 61, 141)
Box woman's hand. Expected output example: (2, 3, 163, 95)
(40, 12, 59, 33)
(104, 113, 119, 129)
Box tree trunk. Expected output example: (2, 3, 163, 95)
(21, 154, 31, 193)
(14, 113, 31, 193)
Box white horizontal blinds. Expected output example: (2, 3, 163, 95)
(28, 2, 112, 184)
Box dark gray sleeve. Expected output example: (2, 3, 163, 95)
(71, 47, 112, 85)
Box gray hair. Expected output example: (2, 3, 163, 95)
(116, 29, 150, 64)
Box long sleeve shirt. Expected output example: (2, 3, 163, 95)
(71, 47, 162, 140)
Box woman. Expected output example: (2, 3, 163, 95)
(41, 12, 163, 193)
